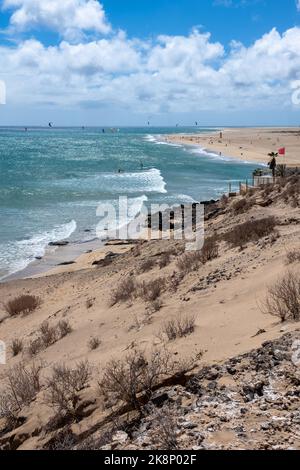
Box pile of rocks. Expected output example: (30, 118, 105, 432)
(110, 331, 300, 450)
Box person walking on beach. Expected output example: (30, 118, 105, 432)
(268, 152, 277, 178)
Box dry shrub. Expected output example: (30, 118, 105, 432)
(10, 338, 24, 357)
(4, 295, 41, 317)
(140, 278, 166, 302)
(231, 198, 253, 214)
(286, 250, 300, 265)
(177, 252, 200, 274)
(40, 321, 57, 347)
(168, 272, 185, 293)
(263, 271, 300, 322)
(88, 337, 101, 351)
(0, 361, 43, 426)
(224, 217, 276, 248)
(58, 319, 72, 338)
(150, 405, 178, 450)
(159, 252, 172, 269)
(110, 277, 137, 305)
(0, 394, 18, 431)
(44, 361, 91, 416)
(46, 428, 78, 450)
(139, 258, 156, 273)
(162, 315, 196, 341)
(201, 237, 219, 263)
(149, 298, 163, 313)
(263, 183, 275, 198)
(283, 178, 300, 200)
(99, 348, 190, 412)
(28, 338, 43, 356)
(177, 238, 218, 274)
(29, 319, 72, 356)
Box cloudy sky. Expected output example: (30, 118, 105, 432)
(0, 0, 300, 126)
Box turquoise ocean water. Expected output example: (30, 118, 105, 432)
(0, 127, 262, 279)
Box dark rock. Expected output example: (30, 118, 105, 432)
(49, 241, 69, 247)
(151, 392, 170, 407)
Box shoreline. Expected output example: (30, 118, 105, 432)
(164, 127, 300, 166)
(2, 126, 298, 283)
(0, 237, 106, 283)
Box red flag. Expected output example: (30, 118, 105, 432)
(278, 147, 285, 156)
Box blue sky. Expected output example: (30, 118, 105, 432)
(0, 0, 300, 125)
(102, 0, 299, 46)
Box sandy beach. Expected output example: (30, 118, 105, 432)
(165, 127, 300, 167)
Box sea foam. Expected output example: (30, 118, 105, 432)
(0, 220, 77, 280)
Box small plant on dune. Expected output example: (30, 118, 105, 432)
(110, 277, 137, 305)
(0, 361, 43, 425)
(44, 361, 91, 417)
(177, 252, 200, 274)
(99, 348, 182, 413)
(286, 250, 300, 265)
(224, 217, 276, 248)
(150, 405, 178, 450)
(282, 177, 300, 203)
(263, 271, 300, 322)
(58, 319, 72, 338)
(168, 272, 185, 293)
(4, 294, 41, 317)
(149, 298, 163, 313)
(29, 319, 72, 357)
(231, 198, 253, 214)
(200, 237, 219, 263)
(10, 338, 24, 357)
(140, 278, 166, 302)
(28, 338, 43, 356)
(177, 238, 218, 274)
(159, 252, 172, 269)
(0, 394, 18, 431)
(40, 321, 58, 347)
(88, 337, 101, 351)
(139, 258, 156, 273)
(162, 315, 196, 341)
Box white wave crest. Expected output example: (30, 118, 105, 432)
(0, 220, 77, 280)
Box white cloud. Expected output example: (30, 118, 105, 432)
(297, 1, 300, 11)
(0, 2, 300, 118)
(3, 0, 111, 40)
